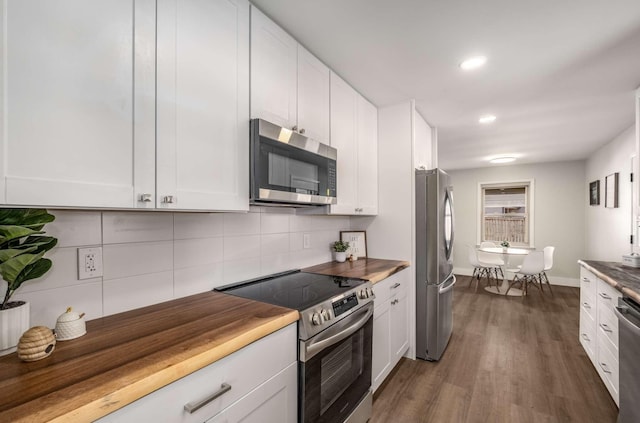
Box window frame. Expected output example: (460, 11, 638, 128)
(477, 179, 535, 248)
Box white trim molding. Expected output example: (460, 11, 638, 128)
(453, 267, 579, 287)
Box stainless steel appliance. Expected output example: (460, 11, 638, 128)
(415, 168, 456, 361)
(216, 270, 374, 423)
(250, 119, 337, 206)
(614, 296, 640, 422)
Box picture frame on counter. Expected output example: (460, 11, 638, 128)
(589, 180, 600, 206)
(340, 231, 368, 259)
(605, 173, 619, 208)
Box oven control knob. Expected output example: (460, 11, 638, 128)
(311, 312, 322, 326)
(320, 308, 330, 321)
(359, 289, 368, 299)
(366, 287, 373, 298)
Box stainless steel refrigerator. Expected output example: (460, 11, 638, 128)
(416, 168, 456, 361)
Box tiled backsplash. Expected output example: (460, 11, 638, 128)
(11, 208, 351, 328)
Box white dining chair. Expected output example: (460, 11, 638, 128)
(467, 245, 498, 292)
(539, 246, 555, 294)
(505, 251, 545, 296)
(478, 241, 505, 278)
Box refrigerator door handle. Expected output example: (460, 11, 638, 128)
(439, 275, 457, 294)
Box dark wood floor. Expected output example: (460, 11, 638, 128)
(371, 275, 618, 423)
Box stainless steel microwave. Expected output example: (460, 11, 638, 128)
(250, 119, 337, 206)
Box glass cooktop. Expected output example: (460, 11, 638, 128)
(215, 270, 367, 311)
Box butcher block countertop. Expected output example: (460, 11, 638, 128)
(579, 259, 640, 303)
(303, 258, 410, 284)
(0, 291, 298, 423)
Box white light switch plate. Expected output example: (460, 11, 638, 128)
(303, 233, 311, 249)
(78, 247, 103, 280)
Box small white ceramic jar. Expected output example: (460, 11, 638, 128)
(55, 307, 86, 341)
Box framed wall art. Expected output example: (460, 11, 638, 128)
(605, 173, 619, 208)
(589, 180, 600, 206)
(340, 231, 368, 258)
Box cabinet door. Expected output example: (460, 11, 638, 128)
(297, 45, 330, 144)
(250, 6, 297, 130)
(0, 0, 155, 208)
(372, 297, 392, 393)
(329, 72, 358, 214)
(356, 95, 378, 215)
(207, 362, 297, 423)
(390, 283, 409, 362)
(413, 110, 432, 170)
(157, 0, 249, 211)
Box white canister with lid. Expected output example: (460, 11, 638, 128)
(55, 307, 86, 341)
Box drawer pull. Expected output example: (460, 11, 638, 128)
(391, 299, 399, 305)
(600, 323, 613, 333)
(184, 383, 231, 414)
(582, 277, 590, 283)
(391, 283, 401, 289)
(599, 292, 612, 300)
(582, 302, 591, 309)
(599, 362, 612, 374)
(581, 333, 591, 342)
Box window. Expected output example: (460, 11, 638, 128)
(478, 180, 534, 247)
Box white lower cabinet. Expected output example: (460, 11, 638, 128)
(97, 323, 297, 423)
(578, 265, 621, 406)
(372, 269, 409, 393)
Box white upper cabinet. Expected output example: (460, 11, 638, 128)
(250, 6, 297, 131)
(157, 0, 249, 211)
(296, 45, 330, 144)
(250, 6, 330, 145)
(0, 0, 156, 208)
(329, 72, 378, 215)
(413, 111, 433, 170)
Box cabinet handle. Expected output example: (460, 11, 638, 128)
(139, 193, 152, 203)
(600, 323, 613, 333)
(299, 128, 306, 134)
(582, 277, 590, 283)
(391, 283, 401, 289)
(599, 362, 612, 374)
(391, 299, 399, 305)
(581, 333, 591, 342)
(292, 125, 298, 131)
(582, 302, 591, 309)
(599, 293, 611, 300)
(184, 383, 232, 414)
(162, 195, 175, 204)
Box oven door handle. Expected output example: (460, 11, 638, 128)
(302, 303, 373, 362)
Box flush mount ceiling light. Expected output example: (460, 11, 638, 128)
(479, 115, 496, 124)
(459, 56, 487, 70)
(489, 156, 516, 164)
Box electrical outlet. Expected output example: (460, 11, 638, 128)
(78, 247, 103, 280)
(303, 233, 311, 249)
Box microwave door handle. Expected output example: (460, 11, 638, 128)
(302, 304, 373, 362)
(290, 175, 320, 184)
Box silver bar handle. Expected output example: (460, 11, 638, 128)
(600, 323, 613, 333)
(599, 362, 612, 374)
(582, 302, 591, 309)
(391, 299, 399, 305)
(162, 195, 175, 204)
(614, 305, 640, 336)
(184, 383, 231, 414)
(582, 277, 590, 283)
(139, 193, 152, 202)
(581, 333, 591, 342)
(599, 292, 611, 300)
(439, 275, 457, 294)
(391, 283, 401, 289)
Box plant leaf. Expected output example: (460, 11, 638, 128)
(16, 258, 52, 285)
(0, 225, 43, 245)
(0, 209, 55, 227)
(0, 247, 37, 263)
(21, 236, 58, 253)
(0, 252, 45, 286)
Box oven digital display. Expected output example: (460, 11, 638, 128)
(332, 293, 358, 317)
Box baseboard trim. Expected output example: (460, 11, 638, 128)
(453, 267, 579, 287)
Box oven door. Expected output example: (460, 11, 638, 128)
(299, 303, 373, 423)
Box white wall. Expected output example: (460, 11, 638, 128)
(585, 125, 636, 260)
(7, 208, 350, 328)
(448, 160, 585, 285)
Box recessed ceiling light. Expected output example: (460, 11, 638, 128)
(489, 156, 516, 164)
(479, 115, 496, 124)
(460, 56, 487, 70)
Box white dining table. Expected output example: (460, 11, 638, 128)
(478, 247, 530, 296)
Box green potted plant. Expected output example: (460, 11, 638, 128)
(500, 240, 510, 251)
(0, 209, 57, 356)
(332, 240, 350, 263)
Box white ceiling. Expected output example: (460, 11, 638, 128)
(250, 0, 640, 170)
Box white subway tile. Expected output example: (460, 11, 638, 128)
(289, 215, 315, 232)
(260, 233, 290, 255)
(19, 247, 101, 293)
(261, 253, 292, 275)
(290, 249, 332, 269)
(223, 257, 262, 284)
(224, 212, 260, 236)
(223, 235, 261, 261)
(174, 213, 224, 240)
(103, 212, 173, 244)
(174, 238, 223, 269)
(103, 241, 173, 280)
(14, 281, 103, 328)
(260, 212, 290, 234)
(46, 210, 102, 247)
(103, 271, 174, 316)
(174, 264, 223, 298)
(315, 230, 339, 253)
(290, 232, 304, 252)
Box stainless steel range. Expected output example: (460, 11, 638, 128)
(216, 270, 374, 423)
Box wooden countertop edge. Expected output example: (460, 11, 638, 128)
(368, 262, 410, 284)
(578, 260, 640, 303)
(11, 310, 299, 423)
